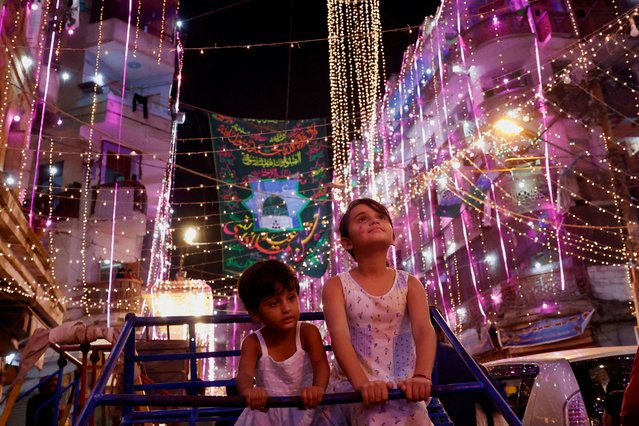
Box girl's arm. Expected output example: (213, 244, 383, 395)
(301, 322, 330, 389)
(236, 334, 268, 410)
(322, 276, 368, 388)
(300, 322, 330, 408)
(323, 276, 391, 405)
(400, 275, 437, 401)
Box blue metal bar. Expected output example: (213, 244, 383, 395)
(129, 311, 324, 327)
(91, 384, 485, 408)
(187, 322, 198, 425)
(80, 310, 520, 426)
(15, 371, 58, 403)
(135, 349, 241, 362)
(134, 344, 332, 362)
(123, 407, 242, 424)
(75, 316, 135, 426)
(122, 314, 137, 420)
(27, 377, 77, 426)
(429, 308, 522, 426)
(52, 356, 66, 426)
(71, 376, 81, 425)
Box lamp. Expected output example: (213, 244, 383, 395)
(184, 227, 197, 245)
(494, 118, 524, 136)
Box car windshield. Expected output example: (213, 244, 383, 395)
(570, 354, 634, 425)
(485, 363, 539, 420)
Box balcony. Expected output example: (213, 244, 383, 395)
(498, 171, 552, 214)
(91, 180, 147, 219)
(84, 278, 143, 316)
(535, 11, 575, 43)
(463, 12, 533, 51)
(0, 182, 64, 327)
(82, 17, 175, 81)
(479, 73, 533, 111)
(85, 181, 148, 265)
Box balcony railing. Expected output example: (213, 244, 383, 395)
(84, 278, 143, 316)
(463, 12, 533, 50)
(90, 180, 147, 219)
(535, 11, 575, 42)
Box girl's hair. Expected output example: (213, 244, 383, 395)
(237, 259, 300, 311)
(338, 198, 394, 260)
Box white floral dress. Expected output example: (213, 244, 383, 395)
(235, 322, 318, 426)
(317, 270, 432, 425)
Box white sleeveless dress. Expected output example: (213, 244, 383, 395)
(317, 270, 432, 425)
(235, 322, 318, 426)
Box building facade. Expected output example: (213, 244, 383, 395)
(0, 0, 179, 342)
(359, 0, 639, 356)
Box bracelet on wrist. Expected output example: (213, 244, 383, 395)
(412, 374, 431, 381)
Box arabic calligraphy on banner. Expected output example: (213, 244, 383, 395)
(210, 112, 331, 278)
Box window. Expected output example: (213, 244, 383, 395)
(35, 161, 64, 214)
(570, 355, 634, 425)
(101, 141, 141, 184)
(486, 363, 539, 420)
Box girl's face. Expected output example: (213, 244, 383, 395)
(341, 203, 394, 255)
(252, 285, 300, 331)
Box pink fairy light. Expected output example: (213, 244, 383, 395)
(436, 22, 486, 323)
(106, 182, 118, 328)
(397, 82, 417, 275)
(107, 0, 134, 326)
(453, 2, 511, 282)
(29, 1, 60, 227)
(524, 6, 566, 291)
(148, 30, 183, 288)
(413, 58, 447, 318)
(0, 6, 6, 37)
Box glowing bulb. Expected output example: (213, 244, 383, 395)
(21, 56, 33, 69)
(5, 175, 16, 186)
(176, 20, 183, 28)
(94, 73, 104, 86)
(61, 71, 70, 81)
(12, 114, 21, 122)
(494, 118, 524, 135)
(30, 2, 39, 10)
(184, 227, 198, 245)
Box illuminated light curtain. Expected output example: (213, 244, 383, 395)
(147, 35, 183, 289)
(327, 0, 384, 213)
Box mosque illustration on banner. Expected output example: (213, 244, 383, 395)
(242, 179, 310, 232)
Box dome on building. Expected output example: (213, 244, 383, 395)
(262, 194, 289, 217)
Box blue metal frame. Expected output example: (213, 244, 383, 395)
(15, 365, 79, 426)
(76, 309, 522, 426)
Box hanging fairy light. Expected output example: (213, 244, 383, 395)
(327, 0, 384, 213)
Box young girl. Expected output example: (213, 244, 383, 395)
(235, 259, 329, 426)
(319, 198, 437, 425)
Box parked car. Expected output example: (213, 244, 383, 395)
(484, 346, 636, 425)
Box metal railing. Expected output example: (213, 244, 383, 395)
(76, 308, 522, 426)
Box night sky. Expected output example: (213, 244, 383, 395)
(172, 0, 440, 283)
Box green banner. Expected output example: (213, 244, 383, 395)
(210, 112, 331, 278)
